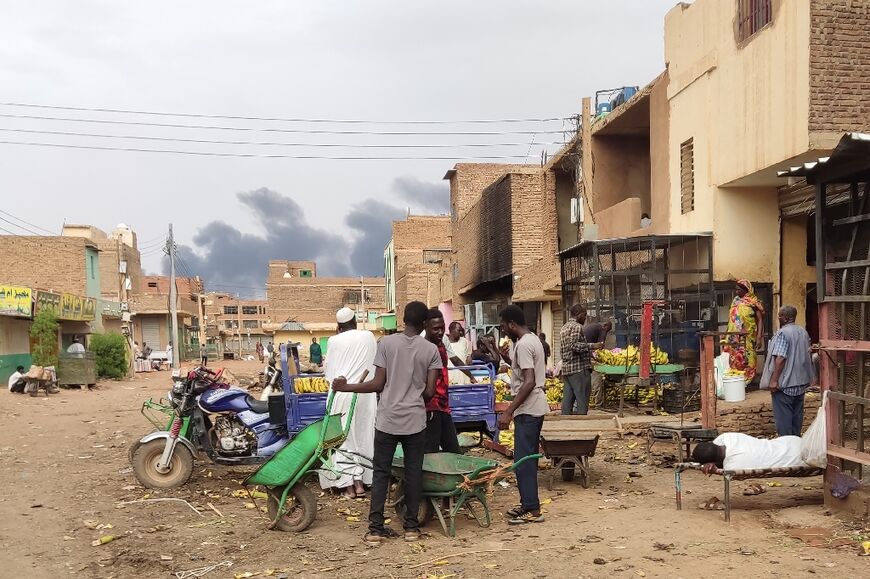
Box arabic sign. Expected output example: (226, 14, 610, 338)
(60, 293, 96, 321)
(35, 291, 61, 315)
(0, 285, 32, 317)
(99, 299, 122, 318)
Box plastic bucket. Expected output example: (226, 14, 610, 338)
(722, 375, 746, 402)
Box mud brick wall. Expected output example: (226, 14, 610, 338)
(0, 236, 89, 295)
(716, 393, 821, 437)
(809, 0, 870, 133)
(267, 277, 385, 324)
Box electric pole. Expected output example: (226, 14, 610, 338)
(237, 293, 243, 358)
(168, 224, 180, 370)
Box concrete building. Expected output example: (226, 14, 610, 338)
(266, 260, 385, 358)
(384, 215, 452, 323)
(130, 275, 203, 358)
(203, 292, 269, 357)
(562, 0, 870, 341)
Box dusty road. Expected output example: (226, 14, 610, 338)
(1, 362, 866, 579)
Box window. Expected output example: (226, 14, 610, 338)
(299, 269, 313, 278)
(223, 305, 238, 315)
(680, 138, 695, 214)
(737, 0, 772, 43)
(89, 255, 96, 279)
(224, 320, 236, 329)
(147, 281, 158, 288)
(243, 320, 259, 329)
(242, 305, 258, 315)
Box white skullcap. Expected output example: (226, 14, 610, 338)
(336, 307, 356, 323)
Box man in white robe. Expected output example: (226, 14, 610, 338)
(318, 307, 378, 497)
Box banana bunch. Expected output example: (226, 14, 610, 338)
(494, 379, 510, 402)
(724, 369, 745, 377)
(593, 345, 670, 366)
(498, 429, 514, 449)
(544, 377, 562, 389)
(295, 376, 329, 393)
(545, 384, 563, 405)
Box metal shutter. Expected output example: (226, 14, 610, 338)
(141, 319, 161, 349)
(552, 305, 565, 363)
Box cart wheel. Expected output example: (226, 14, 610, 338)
(392, 480, 435, 526)
(579, 457, 590, 489)
(267, 483, 317, 532)
(561, 463, 576, 482)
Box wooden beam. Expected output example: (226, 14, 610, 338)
(827, 391, 870, 405)
(827, 445, 870, 466)
(832, 213, 870, 227)
(822, 295, 870, 303)
(819, 339, 870, 352)
(825, 259, 870, 270)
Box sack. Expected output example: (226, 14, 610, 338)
(800, 391, 828, 468)
(26, 365, 43, 379)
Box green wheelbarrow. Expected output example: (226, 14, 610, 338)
(244, 389, 362, 532)
(390, 451, 542, 537)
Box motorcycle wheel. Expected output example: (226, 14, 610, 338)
(266, 483, 317, 532)
(127, 439, 143, 463)
(131, 439, 194, 489)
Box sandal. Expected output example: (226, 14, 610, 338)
(742, 484, 766, 496)
(698, 496, 725, 510)
(506, 505, 524, 518)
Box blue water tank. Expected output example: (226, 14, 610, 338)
(596, 102, 612, 116)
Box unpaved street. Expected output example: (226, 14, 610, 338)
(2, 364, 867, 579)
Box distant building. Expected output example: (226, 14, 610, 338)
(203, 292, 269, 357)
(131, 275, 203, 358)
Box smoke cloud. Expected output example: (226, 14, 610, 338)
(162, 179, 448, 297)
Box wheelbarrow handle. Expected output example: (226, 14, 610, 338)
(506, 453, 543, 472)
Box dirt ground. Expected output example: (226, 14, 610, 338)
(2, 361, 867, 579)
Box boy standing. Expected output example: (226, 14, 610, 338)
(497, 305, 548, 524)
(333, 301, 441, 544)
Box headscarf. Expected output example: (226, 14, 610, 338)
(735, 279, 764, 313)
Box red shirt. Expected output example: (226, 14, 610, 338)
(426, 342, 450, 413)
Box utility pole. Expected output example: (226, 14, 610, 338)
(359, 276, 366, 329)
(237, 293, 243, 358)
(119, 236, 134, 377)
(195, 278, 206, 347)
(168, 224, 180, 370)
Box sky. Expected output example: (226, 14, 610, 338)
(0, 0, 677, 297)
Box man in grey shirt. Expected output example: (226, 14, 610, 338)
(333, 301, 441, 545)
(760, 305, 817, 436)
(497, 305, 548, 525)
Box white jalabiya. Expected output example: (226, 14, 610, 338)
(317, 329, 377, 489)
(447, 336, 472, 384)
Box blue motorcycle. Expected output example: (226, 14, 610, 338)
(130, 365, 288, 489)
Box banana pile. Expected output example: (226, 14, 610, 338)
(724, 369, 745, 377)
(545, 383, 563, 405)
(498, 429, 514, 449)
(294, 376, 329, 393)
(494, 379, 510, 402)
(593, 345, 669, 366)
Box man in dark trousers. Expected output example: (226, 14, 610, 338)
(423, 308, 461, 454)
(333, 301, 441, 545)
(760, 305, 816, 436)
(559, 305, 603, 415)
(497, 305, 549, 525)
(309, 337, 323, 370)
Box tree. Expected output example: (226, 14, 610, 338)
(29, 309, 59, 367)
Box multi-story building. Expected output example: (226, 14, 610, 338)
(131, 275, 203, 358)
(384, 215, 451, 324)
(203, 292, 269, 357)
(266, 260, 385, 356)
(561, 0, 870, 343)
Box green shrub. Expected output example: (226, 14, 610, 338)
(29, 309, 59, 367)
(89, 332, 128, 379)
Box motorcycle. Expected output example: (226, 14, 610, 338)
(130, 366, 288, 489)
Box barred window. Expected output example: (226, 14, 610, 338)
(680, 138, 695, 215)
(737, 0, 772, 43)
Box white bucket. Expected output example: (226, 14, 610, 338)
(722, 375, 746, 402)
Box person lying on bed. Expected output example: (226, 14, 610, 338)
(692, 432, 808, 474)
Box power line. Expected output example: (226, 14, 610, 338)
(0, 127, 566, 149)
(0, 214, 43, 235)
(0, 113, 570, 136)
(0, 209, 58, 235)
(0, 102, 569, 124)
(0, 140, 540, 160)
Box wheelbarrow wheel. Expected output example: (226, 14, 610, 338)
(392, 480, 434, 526)
(267, 483, 317, 532)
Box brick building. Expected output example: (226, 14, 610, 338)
(203, 292, 269, 357)
(385, 215, 451, 321)
(266, 260, 385, 358)
(131, 275, 203, 358)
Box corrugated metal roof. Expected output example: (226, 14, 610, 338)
(777, 132, 870, 178)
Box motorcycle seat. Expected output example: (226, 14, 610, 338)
(245, 395, 270, 414)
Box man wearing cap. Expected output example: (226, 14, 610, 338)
(318, 307, 378, 498)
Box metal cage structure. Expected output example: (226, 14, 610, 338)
(779, 132, 870, 485)
(559, 234, 717, 360)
